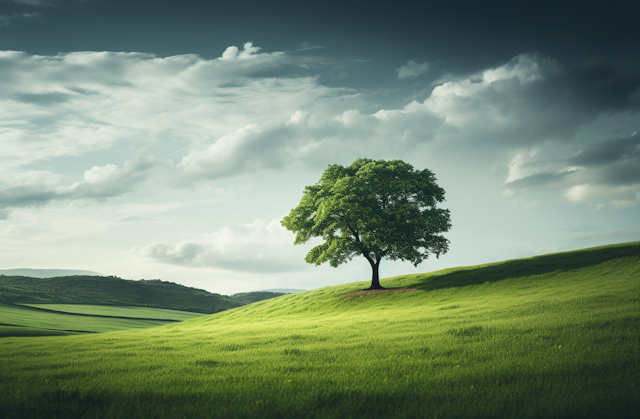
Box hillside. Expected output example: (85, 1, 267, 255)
(1, 241, 639, 419)
(229, 291, 287, 303)
(0, 275, 244, 314)
(0, 268, 102, 278)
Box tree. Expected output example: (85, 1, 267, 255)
(281, 158, 451, 290)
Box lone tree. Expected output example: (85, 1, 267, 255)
(281, 158, 451, 290)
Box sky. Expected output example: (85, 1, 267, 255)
(1, 0, 639, 295)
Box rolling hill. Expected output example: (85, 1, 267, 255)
(1, 241, 638, 419)
(0, 275, 244, 314)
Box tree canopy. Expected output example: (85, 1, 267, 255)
(281, 158, 451, 289)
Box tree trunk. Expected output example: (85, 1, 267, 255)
(367, 260, 384, 290)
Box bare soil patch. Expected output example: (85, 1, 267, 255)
(340, 288, 418, 298)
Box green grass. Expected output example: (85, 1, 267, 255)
(21, 304, 207, 321)
(0, 304, 207, 337)
(1, 241, 639, 418)
(0, 304, 173, 337)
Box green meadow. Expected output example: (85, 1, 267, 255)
(1, 241, 639, 418)
(21, 304, 207, 321)
(0, 304, 207, 337)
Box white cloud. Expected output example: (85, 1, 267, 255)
(2, 47, 639, 217)
(220, 46, 239, 60)
(565, 184, 640, 208)
(220, 42, 262, 60)
(0, 47, 346, 169)
(137, 218, 306, 273)
(420, 54, 563, 133)
(396, 60, 430, 79)
(59, 156, 169, 200)
(177, 120, 298, 180)
(0, 157, 168, 212)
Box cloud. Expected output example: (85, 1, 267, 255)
(396, 60, 430, 79)
(418, 54, 640, 147)
(0, 12, 40, 26)
(175, 52, 640, 210)
(568, 136, 640, 168)
(220, 42, 262, 61)
(3, 47, 639, 211)
(505, 170, 575, 190)
(0, 156, 167, 212)
(59, 156, 169, 200)
(0, 171, 60, 210)
(565, 184, 640, 208)
(0, 46, 343, 169)
(394, 53, 640, 207)
(504, 132, 640, 207)
(177, 112, 310, 180)
(176, 101, 447, 182)
(137, 218, 306, 273)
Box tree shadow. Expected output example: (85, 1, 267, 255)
(408, 242, 640, 292)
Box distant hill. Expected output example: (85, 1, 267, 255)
(0, 268, 102, 278)
(230, 291, 287, 304)
(0, 276, 245, 314)
(261, 288, 306, 294)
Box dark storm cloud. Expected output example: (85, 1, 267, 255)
(568, 136, 640, 186)
(417, 53, 640, 154)
(505, 136, 640, 190)
(597, 160, 640, 186)
(2, 0, 638, 89)
(541, 62, 640, 114)
(504, 133, 640, 206)
(569, 136, 640, 167)
(497, 60, 640, 146)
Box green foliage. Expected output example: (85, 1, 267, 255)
(0, 276, 244, 314)
(1, 241, 639, 418)
(282, 158, 451, 288)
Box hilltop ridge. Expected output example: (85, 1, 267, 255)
(0, 268, 102, 277)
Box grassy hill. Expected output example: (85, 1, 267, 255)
(1, 241, 639, 419)
(0, 275, 244, 314)
(230, 291, 287, 303)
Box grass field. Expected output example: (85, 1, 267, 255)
(1, 241, 639, 418)
(0, 304, 207, 337)
(21, 304, 207, 321)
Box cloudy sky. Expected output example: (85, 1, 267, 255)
(1, 0, 639, 294)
